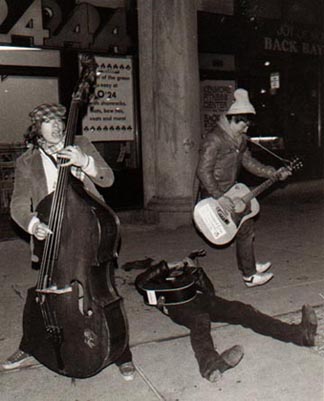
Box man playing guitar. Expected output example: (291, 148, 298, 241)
(196, 88, 291, 287)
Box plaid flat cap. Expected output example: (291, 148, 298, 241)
(29, 103, 66, 123)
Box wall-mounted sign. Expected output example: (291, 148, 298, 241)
(263, 23, 324, 56)
(270, 72, 280, 89)
(82, 55, 135, 142)
(199, 53, 235, 72)
(200, 80, 235, 137)
(0, 0, 49, 46)
(0, 0, 131, 52)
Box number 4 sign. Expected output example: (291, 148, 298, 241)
(0, 0, 49, 46)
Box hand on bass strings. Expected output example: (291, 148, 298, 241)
(32, 222, 53, 241)
(58, 145, 90, 169)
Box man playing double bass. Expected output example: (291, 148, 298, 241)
(1, 103, 135, 381)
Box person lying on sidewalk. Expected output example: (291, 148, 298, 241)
(133, 250, 317, 383)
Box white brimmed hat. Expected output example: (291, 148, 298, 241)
(226, 89, 256, 115)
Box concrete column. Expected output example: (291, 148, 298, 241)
(137, 0, 155, 207)
(138, 0, 201, 228)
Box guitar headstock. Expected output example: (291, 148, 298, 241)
(286, 156, 303, 172)
(271, 156, 303, 182)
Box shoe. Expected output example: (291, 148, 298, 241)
(207, 345, 244, 382)
(243, 272, 274, 287)
(118, 361, 136, 381)
(0, 350, 34, 370)
(300, 304, 317, 346)
(207, 369, 222, 383)
(220, 345, 244, 369)
(256, 261, 271, 273)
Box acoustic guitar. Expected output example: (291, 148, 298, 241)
(139, 268, 197, 306)
(193, 158, 302, 246)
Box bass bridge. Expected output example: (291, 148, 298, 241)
(36, 285, 73, 295)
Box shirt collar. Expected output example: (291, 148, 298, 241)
(38, 137, 65, 155)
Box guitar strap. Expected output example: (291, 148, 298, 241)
(247, 137, 290, 165)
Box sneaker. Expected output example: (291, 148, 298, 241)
(207, 345, 244, 383)
(300, 304, 317, 346)
(0, 350, 35, 370)
(256, 261, 272, 273)
(243, 272, 274, 287)
(118, 361, 136, 381)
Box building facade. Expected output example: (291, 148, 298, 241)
(0, 0, 323, 231)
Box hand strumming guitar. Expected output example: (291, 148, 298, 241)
(218, 196, 235, 213)
(219, 196, 247, 214)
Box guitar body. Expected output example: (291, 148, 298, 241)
(140, 274, 197, 306)
(193, 183, 260, 245)
(194, 158, 302, 246)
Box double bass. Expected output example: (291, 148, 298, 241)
(22, 56, 128, 378)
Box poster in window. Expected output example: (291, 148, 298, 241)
(82, 55, 135, 141)
(200, 80, 235, 137)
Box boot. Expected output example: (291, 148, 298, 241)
(300, 304, 317, 346)
(206, 345, 244, 382)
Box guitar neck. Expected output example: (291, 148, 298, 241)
(242, 176, 278, 203)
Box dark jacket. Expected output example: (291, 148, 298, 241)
(135, 261, 215, 300)
(197, 118, 275, 198)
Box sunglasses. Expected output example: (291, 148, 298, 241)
(234, 115, 254, 125)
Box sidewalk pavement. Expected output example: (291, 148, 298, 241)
(0, 179, 324, 401)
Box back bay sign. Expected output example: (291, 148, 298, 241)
(262, 23, 324, 56)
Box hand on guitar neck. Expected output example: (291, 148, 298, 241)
(271, 166, 293, 182)
(270, 157, 303, 182)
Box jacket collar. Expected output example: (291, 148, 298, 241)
(30, 148, 48, 197)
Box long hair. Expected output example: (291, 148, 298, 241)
(25, 103, 67, 147)
(23, 121, 42, 148)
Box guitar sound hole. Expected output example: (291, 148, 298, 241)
(216, 207, 230, 224)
